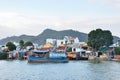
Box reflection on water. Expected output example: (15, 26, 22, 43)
(0, 60, 120, 80)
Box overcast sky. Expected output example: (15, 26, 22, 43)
(0, 0, 120, 39)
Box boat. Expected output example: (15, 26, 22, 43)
(67, 52, 77, 60)
(67, 50, 88, 60)
(28, 50, 68, 63)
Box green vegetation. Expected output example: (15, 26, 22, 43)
(0, 52, 8, 60)
(19, 40, 33, 49)
(19, 40, 24, 50)
(67, 47, 72, 52)
(114, 47, 120, 55)
(24, 41, 33, 47)
(6, 42, 16, 51)
(88, 29, 113, 51)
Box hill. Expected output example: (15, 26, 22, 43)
(0, 29, 119, 45)
(0, 35, 35, 45)
(30, 29, 88, 45)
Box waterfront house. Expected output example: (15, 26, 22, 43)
(67, 43, 88, 60)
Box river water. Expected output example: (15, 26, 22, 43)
(0, 60, 120, 80)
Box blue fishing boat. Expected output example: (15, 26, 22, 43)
(28, 50, 68, 63)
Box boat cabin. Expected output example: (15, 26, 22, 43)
(30, 50, 49, 58)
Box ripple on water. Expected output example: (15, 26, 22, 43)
(0, 60, 120, 80)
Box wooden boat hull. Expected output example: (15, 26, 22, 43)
(28, 56, 68, 63)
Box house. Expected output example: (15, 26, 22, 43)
(56, 40, 66, 47)
(67, 43, 85, 53)
(67, 43, 88, 60)
(69, 37, 79, 44)
(46, 39, 56, 46)
(63, 36, 79, 44)
(2, 46, 9, 52)
(33, 43, 39, 49)
(41, 43, 53, 51)
(57, 44, 66, 52)
(46, 36, 80, 47)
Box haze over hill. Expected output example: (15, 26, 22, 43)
(0, 29, 119, 45)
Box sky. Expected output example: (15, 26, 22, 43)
(0, 0, 120, 39)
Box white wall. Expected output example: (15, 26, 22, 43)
(64, 36, 71, 44)
(33, 43, 39, 48)
(72, 47, 85, 53)
(56, 40, 65, 47)
(46, 36, 80, 47)
(72, 48, 81, 52)
(46, 39, 56, 44)
(74, 37, 79, 43)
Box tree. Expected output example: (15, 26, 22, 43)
(67, 47, 72, 52)
(88, 29, 113, 51)
(6, 42, 16, 51)
(19, 40, 24, 50)
(0, 52, 8, 60)
(103, 31, 113, 47)
(24, 41, 33, 47)
(114, 47, 120, 55)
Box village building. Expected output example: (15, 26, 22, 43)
(46, 36, 80, 47)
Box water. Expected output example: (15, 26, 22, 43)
(0, 60, 120, 80)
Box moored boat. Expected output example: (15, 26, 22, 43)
(28, 50, 68, 63)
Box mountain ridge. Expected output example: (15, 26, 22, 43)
(0, 29, 119, 45)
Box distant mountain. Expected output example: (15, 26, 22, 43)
(30, 29, 88, 45)
(0, 35, 35, 45)
(113, 36, 120, 43)
(0, 29, 119, 45)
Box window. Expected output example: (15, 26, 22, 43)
(61, 42, 63, 44)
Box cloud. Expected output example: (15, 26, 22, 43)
(88, 0, 120, 8)
(105, 0, 120, 8)
(0, 12, 120, 39)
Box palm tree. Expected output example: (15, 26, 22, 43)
(19, 40, 24, 50)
